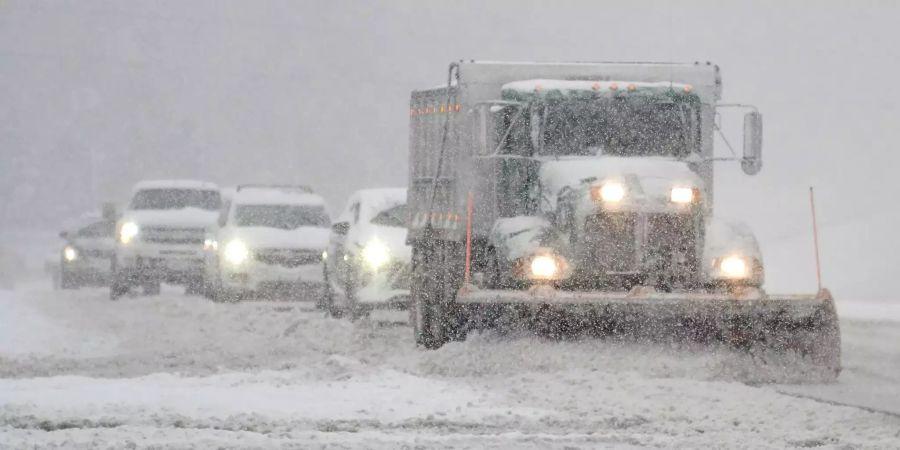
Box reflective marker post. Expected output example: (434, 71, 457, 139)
(809, 187, 823, 291)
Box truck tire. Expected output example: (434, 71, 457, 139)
(411, 239, 467, 349)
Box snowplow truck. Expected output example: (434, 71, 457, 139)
(407, 61, 840, 378)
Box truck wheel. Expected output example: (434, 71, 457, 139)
(412, 239, 467, 349)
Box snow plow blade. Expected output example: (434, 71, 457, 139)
(457, 286, 841, 378)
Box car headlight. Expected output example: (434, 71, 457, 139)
(719, 256, 749, 279)
(670, 187, 697, 204)
(530, 255, 559, 279)
(203, 238, 218, 251)
(592, 182, 626, 203)
(119, 222, 139, 244)
(63, 246, 78, 262)
(361, 239, 390, 271)
(223, 240, 250, 265)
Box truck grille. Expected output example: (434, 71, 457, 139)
(583, 212, 638, 272)
(141, 227, 205, 245)
(255, 248, 322, 268)
(582, 212, 697, 274)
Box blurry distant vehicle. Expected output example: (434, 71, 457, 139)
(205, 185, 330, 301)
(110, 180, 222, 299)
(54, 213, 116, 289)
(321, 188, 410, 318)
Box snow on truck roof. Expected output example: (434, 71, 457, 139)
(502, 80, 695, 97)
(232, 186, 326, 207)
(133, 180, 219, 191)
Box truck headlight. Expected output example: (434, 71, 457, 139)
(592, 182, 626, 203)
(361, 239, 390, 271)
(119, 222, 139, 244)
(63, 246, 78, 262)
(670, 187, 696, 204)
(224, 240, 250, 265)
(530, 255, 559, 279)
(719, 256, 749, 279)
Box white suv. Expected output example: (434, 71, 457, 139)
(110, 180, 222, 299)
(205, 185, 330, 301)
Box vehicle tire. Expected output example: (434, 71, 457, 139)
(185, 278, 203, 296)
(109, 273, 129, 300)
(142, 278, 161, 296)
(59, 268, 78, 290)
(411, 238, 467, 349)
(109, 257, 129, 300)
(320, 267, 343, 317)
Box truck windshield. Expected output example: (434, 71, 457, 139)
(234, 204, 330, 229)
(131, 189, 221, 211)
(531, 97, 699, 158)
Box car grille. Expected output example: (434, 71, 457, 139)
(141, 227, 205, 245)
(254, 248, 322, 268)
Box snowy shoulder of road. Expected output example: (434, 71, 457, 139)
(1, 282, 899, 448)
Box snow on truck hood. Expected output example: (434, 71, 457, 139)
(121, 208, 219, 229)
(540, 156, 703, 207)
(224, 226, 330, 251)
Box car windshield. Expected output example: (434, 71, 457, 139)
(77, 221, 115, 238)
(131, 189, 221, 211)
(370, 204, 407, 228)
(234, 204, 330, 229)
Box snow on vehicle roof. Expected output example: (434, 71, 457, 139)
(60, 211, 105, 232)
(502, 79, 694, 98)
(356, 188, 406, 204)
(133, 179, 219, 191)
(232, 187, 326, 207)
(338, 188, 406, 224)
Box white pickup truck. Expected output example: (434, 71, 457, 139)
(110, 180, 222, 299)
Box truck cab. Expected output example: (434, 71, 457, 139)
(110, 180, 222, 299)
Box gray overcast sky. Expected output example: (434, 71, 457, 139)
(1, 0, 898, 297)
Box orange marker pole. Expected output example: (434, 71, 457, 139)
(809, 187, 823, 291)
(464, 191, 474, 284)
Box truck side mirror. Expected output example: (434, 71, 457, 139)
(742, 111, 763, 175)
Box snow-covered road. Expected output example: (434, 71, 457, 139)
(1, 282, 899, 449)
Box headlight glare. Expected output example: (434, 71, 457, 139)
(224, 240, 249, 265)
(362, 240, 390, 270)
(592, 182, 626, 203)
(720, 256, 749, 279)
(63, 246, 78, 262)
(530, 255, 559, 279)
(670, 187, 696, 204)
(119, 222, 139, 244)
